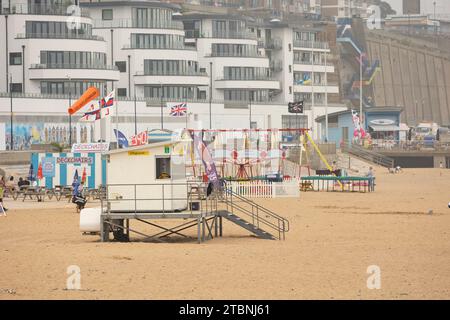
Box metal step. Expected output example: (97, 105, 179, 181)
(218, 211, 276, 240)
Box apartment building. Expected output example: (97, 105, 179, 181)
(320, 0, 366, 18)
(0, 0, 343, 150)
(0, 0, 120, 96)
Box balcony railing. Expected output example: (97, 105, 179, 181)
(264, 38, 283, 50)
(185, 30, 257, 40)
(293, 60, 334, 66)
(7, 3, 90, 17)
(122, 44, 196, 51)
(135, 71, 208, 77)
(30, 63, 118, 71)
(0, 92, 286, 106)
(293, 40, 329, 50)
(17, 33, 104, 41)
(208, 52, 264, 58)
(270, 60, 283, 72)
(218, 75, 277, 81)
(92, 19, 184, 30)
(294, 81, 339, 87)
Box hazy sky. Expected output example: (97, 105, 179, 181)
(384, 0, 450, 15)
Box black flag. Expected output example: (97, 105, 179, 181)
(288, 101, 304, 114)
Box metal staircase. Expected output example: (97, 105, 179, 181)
(341, 142, 394, 168)
(218, 187, 290, 240)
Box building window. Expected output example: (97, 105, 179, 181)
(115, 61, 127, 73)
(117, 88, 127, 97)
(10, 52, 22, 65)
(10, 83, 23, 93)
(156, 156, 171, 179)
(102, 9, 113, 21)
(198, 90, 207, 100)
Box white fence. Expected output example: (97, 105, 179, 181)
(227, 180, 300, 198)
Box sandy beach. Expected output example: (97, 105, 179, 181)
(1, 168, 449, 300)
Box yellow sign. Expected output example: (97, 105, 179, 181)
(128, 151, 149, 156)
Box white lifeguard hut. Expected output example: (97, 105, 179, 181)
(106, 141, 187, 213)
(95, 140, 225, 243)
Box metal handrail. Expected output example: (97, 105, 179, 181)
(222, 185, 289, 240)
(101, 182, 217, 217)
(227, 189, 290, 231)
(341, 141, 394, 168)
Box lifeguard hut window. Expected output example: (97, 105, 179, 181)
(156, 156, 171, 179)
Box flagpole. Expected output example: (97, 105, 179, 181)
(134, 85, 137, 135)
(160, 83, 164, 130)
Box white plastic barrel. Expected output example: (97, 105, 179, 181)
(80, 207, 102, 233)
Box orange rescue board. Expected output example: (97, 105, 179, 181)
(68, 87, 100, 115)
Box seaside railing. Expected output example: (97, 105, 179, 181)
(300, 176, 375, 193)
(341, 141, 394, 168)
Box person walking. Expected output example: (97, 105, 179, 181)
(366, 167, 375, 192)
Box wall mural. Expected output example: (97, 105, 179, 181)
(4, 123, 94, 150)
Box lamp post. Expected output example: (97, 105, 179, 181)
(324, 51, 328, 142)
(9, 73, 13, 150)
(209, 61, 213, 129)
(160, 83, 164, 130)
(434, 1, 437, 35)
(360, 52, 363, 134)
(67, 76, 72, 146)
(249, 90, 253, 129)
(134, 83, 137, 135)
(22, 45, 25, 93)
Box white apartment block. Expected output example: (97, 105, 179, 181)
(320, 0, 366, 18)
(0, 0, 344, 150)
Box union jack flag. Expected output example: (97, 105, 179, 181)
(169, 103, 187, 117)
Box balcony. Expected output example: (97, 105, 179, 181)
(293, 40, 329, 50)
(270, 60, 283, 72)
(8, 3, 90, 17)
(17, 33, 104, 41)
(134, 71, 209, 86)
(29, 65, 120, 81)
(293, 83, 339, 94)
(208, 52, 264, 58)
(264, 38, 283, 50)
(30, 63, 118, 70)
(293, 62, 335, 73)
(184, 30, 257, 40)
(122, 44, 196, 51)
(92, 19, 184, 30)
(215, 78, 280, 90)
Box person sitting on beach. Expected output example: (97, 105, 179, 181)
(0, 176, 8, 215)
(18, 177, 30, 191)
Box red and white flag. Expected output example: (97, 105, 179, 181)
(79, 90, 114, 122)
